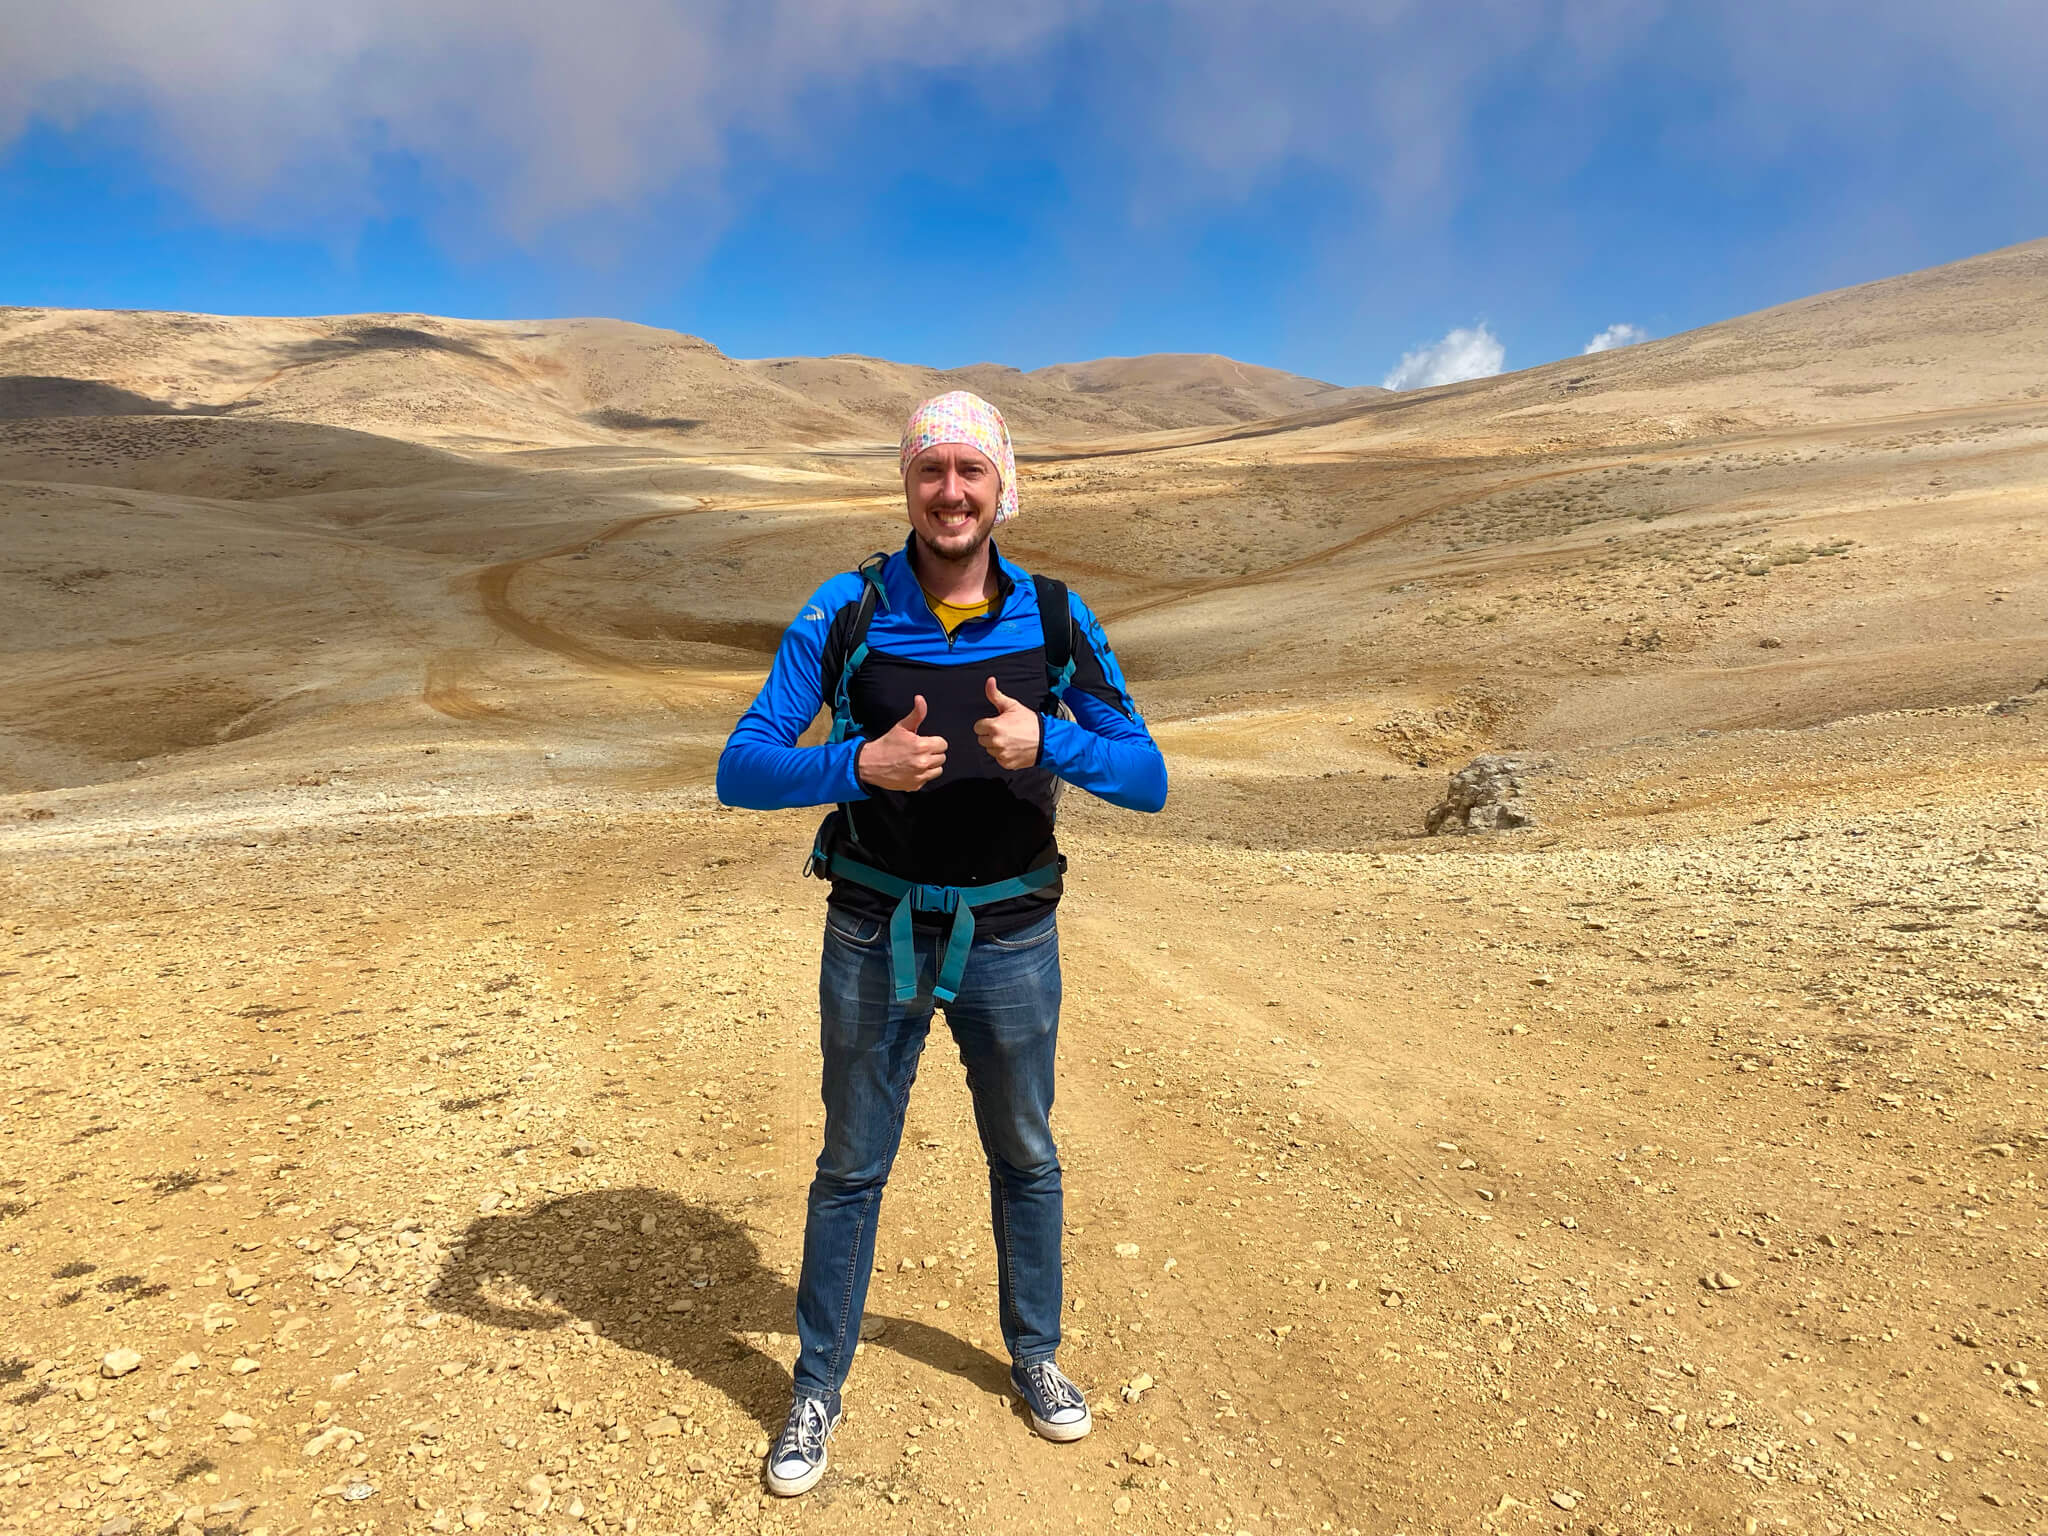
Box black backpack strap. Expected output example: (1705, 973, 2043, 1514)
(822, 553, 892, 744)
(808, 552, 891, 881)
(1032, 574, 1075, 698)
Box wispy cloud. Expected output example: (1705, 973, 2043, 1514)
(1583, 323, 1650, 353)
(0, 2, 2042, 246)
(1382, 325, 1505, 391)
(0, 0, 1087, 235)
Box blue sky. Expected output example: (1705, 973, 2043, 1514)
(2, 1, 2044, 387)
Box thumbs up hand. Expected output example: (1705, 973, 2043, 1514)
(975, 676, 1042, 770)
(856, 695, 949, 791)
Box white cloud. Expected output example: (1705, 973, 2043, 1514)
(0, 0, 1088, 235)
(0, 1, 2041, 245)
(1583, 323, 1650, 353)
(1382, 325, 1505, 391)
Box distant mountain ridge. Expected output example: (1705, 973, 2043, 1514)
(0, 307, 1380, 452)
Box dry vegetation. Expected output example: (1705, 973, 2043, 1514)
(3, 238, 2046, 1536)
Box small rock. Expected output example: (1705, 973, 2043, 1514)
(229, 1357, 261, 1375)
(1130, 1443, 1163, 1466)
(569, 1136, 596, 1158)
(1703, 1270, 1743, 1290)
(1550, 1491, 1578, 1511)
(101, 1348, 143, 1378)
(169, 1353, 202, 1375)
(303, 1426, 355, 1458)
(645, 1416, 681, 1438)
(1425, 754, 1552, 836)
(218, 1412, 256, 1431)
(1114, 1243, 1140, 1258)
(1112, 1494, 1132, 1516)
(1120, 1372, 1154, 1403)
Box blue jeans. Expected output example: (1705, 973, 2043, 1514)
(791, 903, 1064, 1408)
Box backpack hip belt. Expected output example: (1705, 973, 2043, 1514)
(816, 846, 1063, 1005)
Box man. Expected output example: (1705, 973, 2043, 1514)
(717, 390, 1167, 1496)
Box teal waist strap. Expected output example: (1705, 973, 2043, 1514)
(823, 851, 1062, 1004)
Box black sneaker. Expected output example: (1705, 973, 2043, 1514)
(1011, 1359, 1092, 1442)
(764, 1395, 842, 1497)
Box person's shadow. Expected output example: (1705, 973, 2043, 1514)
(429, 1187, 1012, 1430)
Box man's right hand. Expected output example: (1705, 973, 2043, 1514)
(856, 696, 948, 791)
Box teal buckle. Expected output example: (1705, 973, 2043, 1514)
(827, 853, 1061, 1006)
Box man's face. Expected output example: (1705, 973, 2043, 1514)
(905, 443, 1000, 562)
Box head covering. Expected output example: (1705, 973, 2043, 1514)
(899, 390, 1017, 524)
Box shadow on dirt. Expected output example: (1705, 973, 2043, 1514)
(429, 1186, 1009, 1429)
(0, 375, 229, 419)
(280, 325, 501, 365)
(585, 408, 706, 433)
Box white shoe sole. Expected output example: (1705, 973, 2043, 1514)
(1024, 1406, 1092, 1443)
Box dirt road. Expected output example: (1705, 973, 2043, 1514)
(4, 699, 2044, 1536)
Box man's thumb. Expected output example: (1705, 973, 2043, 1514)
(985, 676, 1016, 709)
(898, 694, 927, 732)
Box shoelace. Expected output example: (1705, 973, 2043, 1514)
(776, 1399, 831, 1464)
(1022, 1362, 1085, 1413)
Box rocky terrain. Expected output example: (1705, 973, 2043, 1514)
(2, 238, 2045, 1536)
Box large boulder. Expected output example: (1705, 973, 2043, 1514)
(1425, 754, 1550, 835)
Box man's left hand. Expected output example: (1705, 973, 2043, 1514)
(976, 677, 1041, 769)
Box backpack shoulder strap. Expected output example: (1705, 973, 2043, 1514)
(1032, 573, 1075, 698)
(823, 553, 892, 744)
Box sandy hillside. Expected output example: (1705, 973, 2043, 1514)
(0, 312, 1367, 453)
(2, 238, 2046, 1536)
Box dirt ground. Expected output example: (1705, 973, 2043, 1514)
(3, 243, 2047, 1536)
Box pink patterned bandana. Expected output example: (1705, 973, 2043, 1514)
(899, 390, 1018, 524)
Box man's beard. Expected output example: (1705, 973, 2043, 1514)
(915, 512, 993, 564)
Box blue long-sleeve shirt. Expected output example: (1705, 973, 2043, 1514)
(718, 542, 1165, 922)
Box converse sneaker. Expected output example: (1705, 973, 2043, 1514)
(1011, 1359, 1092, 1442)
(764, 1395, 842, 1497)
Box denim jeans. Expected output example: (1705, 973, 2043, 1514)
(791, 903, 1064, 1408)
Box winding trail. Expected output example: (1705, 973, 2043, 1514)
(455, 398, 2048, 702)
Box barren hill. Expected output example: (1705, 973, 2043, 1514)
(0, 307, 1368, 451)
(2, 240, 2045, 1536)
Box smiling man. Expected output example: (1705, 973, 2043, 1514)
(717, 389, 1167, 1496)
